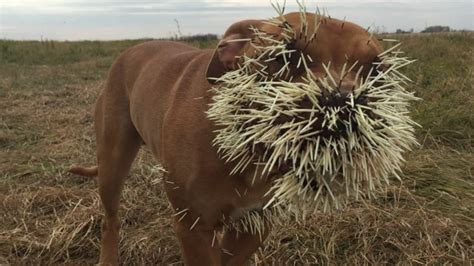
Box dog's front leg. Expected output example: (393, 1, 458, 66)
(220, 226, 270, 266)
(173, 216, 221, 266)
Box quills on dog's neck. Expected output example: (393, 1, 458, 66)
(207, 1, 419, 234)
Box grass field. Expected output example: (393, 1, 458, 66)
(1, 33, 473, 264)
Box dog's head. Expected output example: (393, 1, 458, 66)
(207, 12, 383, 92)
(207, 12, 418, 212)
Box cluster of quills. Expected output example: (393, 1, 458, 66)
(207, 1, 419, 235)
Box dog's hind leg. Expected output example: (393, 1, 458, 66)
(93, 92, 142, 265)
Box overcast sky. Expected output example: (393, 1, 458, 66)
(1, 0, 472, 40)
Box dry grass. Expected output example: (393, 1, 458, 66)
(1, 33, 473, 264)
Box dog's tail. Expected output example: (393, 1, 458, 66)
(68, 165, 98, 177)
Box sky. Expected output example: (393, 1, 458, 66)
(1, 0, 473, 40)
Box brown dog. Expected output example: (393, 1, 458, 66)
(70, 12, 384, 265)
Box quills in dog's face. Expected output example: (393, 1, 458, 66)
(207, 3, 419, 219)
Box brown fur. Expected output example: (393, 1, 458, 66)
(69, 13, 383, 265)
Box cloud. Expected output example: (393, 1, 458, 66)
(2, 0, 472, 40)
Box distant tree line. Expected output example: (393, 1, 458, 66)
(421, 26, 451, 33)
(395, 25, 454, 34)
(396, 28, 414, 34)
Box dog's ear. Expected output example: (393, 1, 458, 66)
(206, 20, 263, 83)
